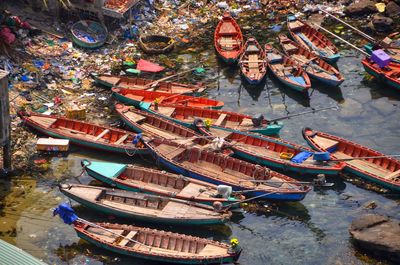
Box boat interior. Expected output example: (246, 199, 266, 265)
(218, 19, 241, 51)
(30, 115, 134, 145)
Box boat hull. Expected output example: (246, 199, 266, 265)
(362, 60, 400, 91)
(307, 71, 344, 87)
(76, 230, 237, 264)
(268, 68, 308, 93)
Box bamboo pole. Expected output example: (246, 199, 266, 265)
(318, 8, 376, 43)
(269, 105, 338, 122)
(311, 23, 370, 56)
(330, 154, 400, 162)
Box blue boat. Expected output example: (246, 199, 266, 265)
(146, 138, 311, 201)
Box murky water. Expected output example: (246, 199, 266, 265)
(1, 16, 400, 265)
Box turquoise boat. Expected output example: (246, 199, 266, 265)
(20, 112, 148, 155)
(139, 103, 283, 136)
(71, 20, 107, 49)
(112, 88, 224, 109)
(81, 160, 244, 207)
(303, 127, 400, 192)
(59, 184, 231, 225)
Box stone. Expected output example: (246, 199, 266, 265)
(345, 0, 377, 16)
(349, 214, 400, 263)
(370, 14, 393, 32)
(386, 1, 400, 17)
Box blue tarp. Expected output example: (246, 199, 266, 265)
(53, 203, 78, 225)
(291, 151, 313, 164)
(289, 76, 306, 86)
(86, 161, 127, 179)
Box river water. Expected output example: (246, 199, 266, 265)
(1, 16, 400, 265)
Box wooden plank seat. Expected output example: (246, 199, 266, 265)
(241, 60, 266, 63)
(155, 144, 186, 159)
(94, 129, 110, 142)
(87, 227, 124, 243)
(115, 134, 130, 145)
(126, 94, 144, 101)
(239, 118, 254, 127)
(125, 111, 147, 123)
(177, 183, 204, 197)
(118, 231, 138, 247)
(387, 169, 400, 180)
(156, 107, 176, 117)
(30, 116, 57, 128)
(214, 113, 227, 126)
(313, 135, 339, 150)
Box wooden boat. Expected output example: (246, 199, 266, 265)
(265, 44, 311, 93)
(140, 104, 283, 136)
(138, 35, 174, 54)
(239, 37, 267, 84)
(278, 34, 344, 87)
(81, 160, 245, 207)
(287, 15, 340, 64)
(72, 221, 242, 264)
(112, 88, 224, 109)
(59, 184, 231, 225)
(214, 13, 244, 64)
(115, 104, 208, 147)
(71, 20, 107, 49)
(95, 74, 205, 94)
(302, 127, 400, 192)
(20, 112, 148, 155)
(361, 58, 400, 91)
(146, 138, 311, 201)
(202, 129, 345, 175)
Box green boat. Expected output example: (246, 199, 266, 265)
(59, 184, 231, 225)
(81, 160, 244, 207)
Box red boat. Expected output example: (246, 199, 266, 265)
(20, 112, 148, 155)
(95, 74, 205, 94)
(112, 88, 224, 109)
(214, 13, 244, 64)
(362, 58, 400, 91)
(303, 127, 400, 192)
(239, 37, 267, 85)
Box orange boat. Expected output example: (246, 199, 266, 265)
(362, 58, 400, 91)
(112, 88, 224, 109)
(95, 74, 205, 94)
(214, 13, 244, 64)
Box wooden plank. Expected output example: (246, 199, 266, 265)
(115, 134, 130, 145)
(157, 107, 176, 117)
(313, 135, 339, 150)
(125, 111, 147, 123)
(198, 244, 225, 255)
(94, 129, 110, 142)
(177, 183, 204, 197)
(214, 113, 227, 126)
(118, 231, 138, 247)
(155, 144, 186, 159)
(334, 152, 390, 178)
(387, 169, 400, 180)
(29, 116, 57, 128)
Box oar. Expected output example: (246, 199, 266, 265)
(329, 154, 400, 162)
(268, 105, 338, 123)
(237, 179, 334, 187)
(76, 217, 152, 249)
(144, 68, 199, 90)
(223, 191, 279, 209)
(318, 8, 376, 43)
(311, 23, 370, 56)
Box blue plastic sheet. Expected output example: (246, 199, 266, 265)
(53, 203, 78, 225)
(291, 151, 313, 163)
